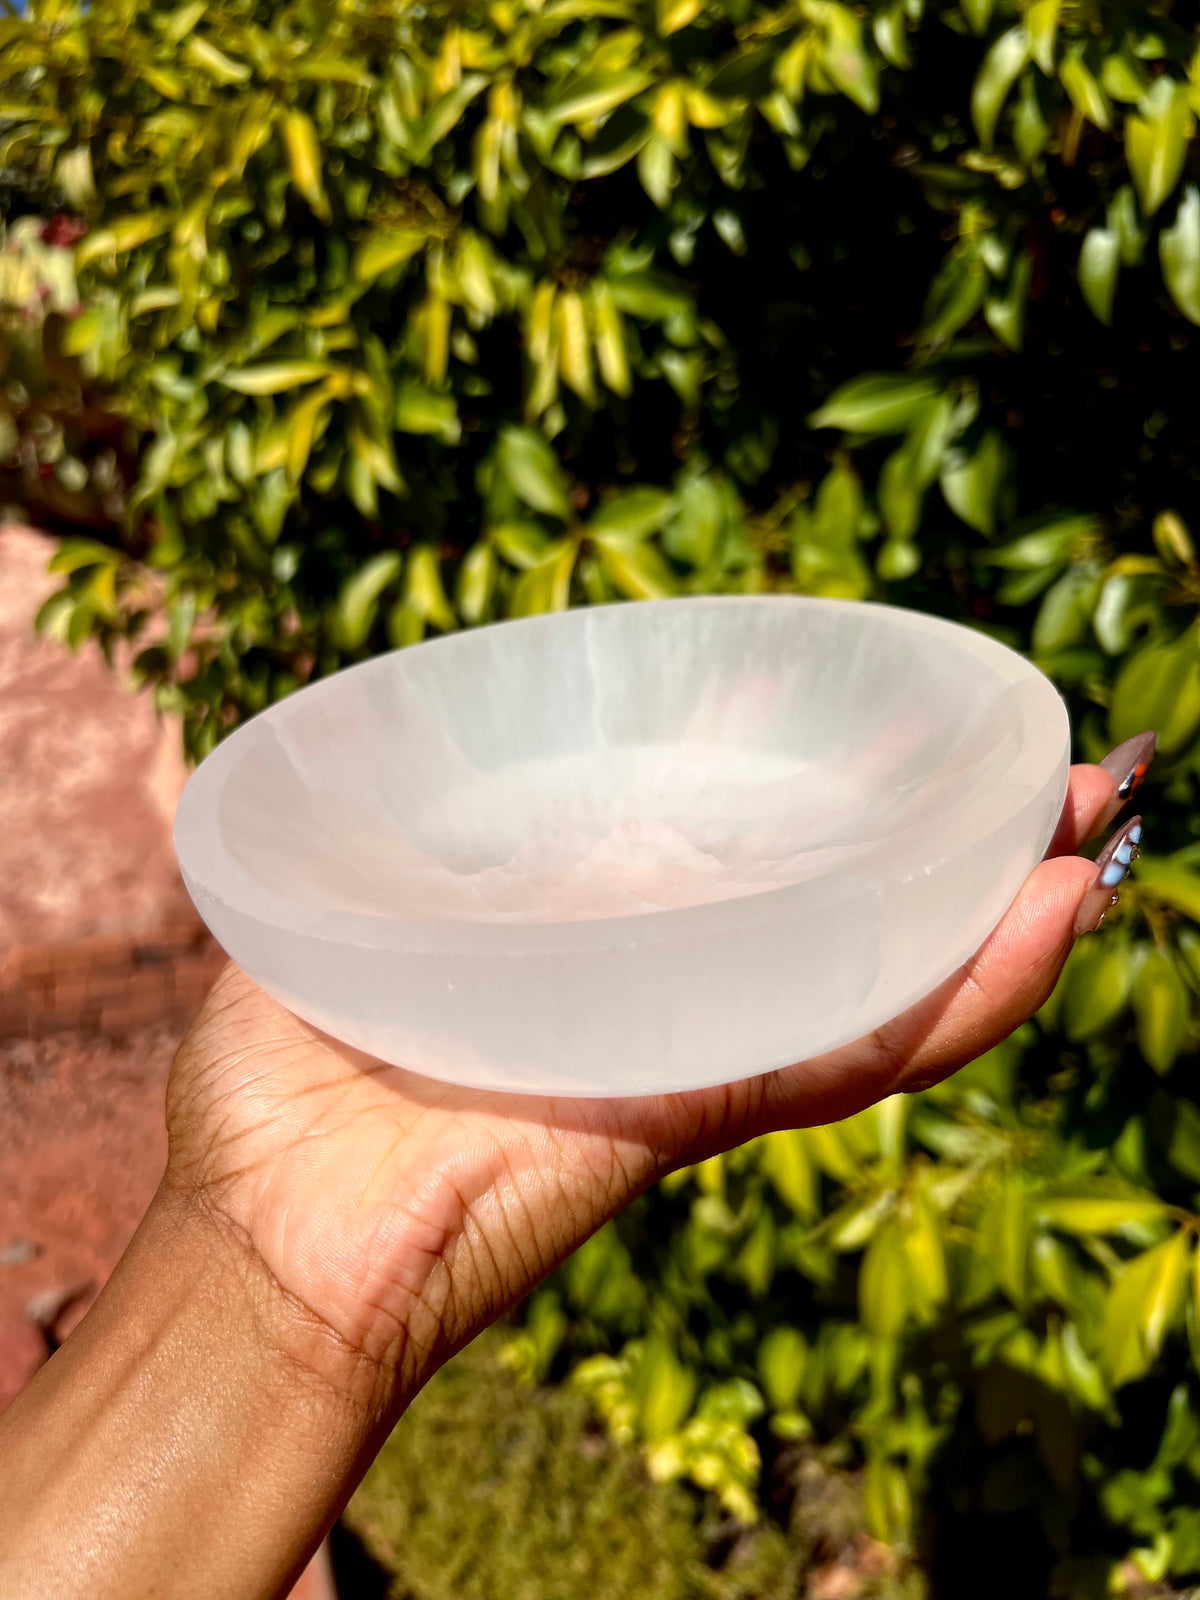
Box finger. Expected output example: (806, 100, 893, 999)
(1045, 732, 1156, 858)
(1045, 765, 1118, 859)
(744, 853, 1096, 1134)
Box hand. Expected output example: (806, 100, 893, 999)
(161, 757, 1135, 1395)
(0, 752, 1147, 1600)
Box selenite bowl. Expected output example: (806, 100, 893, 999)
(174, 596, 1069, 1097)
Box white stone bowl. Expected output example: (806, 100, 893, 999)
(174, 596, 1069, 1097)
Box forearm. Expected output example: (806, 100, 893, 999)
(0, 1187, 400, 1600)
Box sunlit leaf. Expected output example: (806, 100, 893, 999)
(1126, 79, 1193, 218)
(1039, 1196, 1168, 1236)
(282, 109, 331, 223)
(1132, 949, 1192, 1075)
(940, 429, 1007, 536)
(1103, 1231, 1190, 1387)
(1079, 228, 1120, 326)
(497, 426, 573, 520)
(971, 28, 1030, 151)
(1161, 185, 1200, 325)
(1059, 46, 1111, 131)
(335, 550, 402, 649)
(594, 532, 677, 598)
(220, 361, 331, 395)
(588, 487, 674, 539)
(547, 70, 653, 126)
(353, 229, 426, 282)
(808, 372, 941, 434)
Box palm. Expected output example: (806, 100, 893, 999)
(162, 767, 1111, 1378)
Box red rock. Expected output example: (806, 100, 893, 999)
(0, 1314, 48, 1411)
(0, 523, 189, 948)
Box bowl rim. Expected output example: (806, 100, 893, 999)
(174, 594, 1070, 957)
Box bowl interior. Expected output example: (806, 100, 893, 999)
(213, 599, 1036, 927)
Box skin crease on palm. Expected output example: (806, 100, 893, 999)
(162, 761, 1117, 1395)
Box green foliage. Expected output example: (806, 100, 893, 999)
(6, 0, 1200, 1588)
(345, 1329, 820, 1600)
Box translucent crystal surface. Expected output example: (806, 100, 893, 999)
(174, 597, 1070, 1095)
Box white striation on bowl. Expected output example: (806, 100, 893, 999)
(174, 596, 1070, 1097)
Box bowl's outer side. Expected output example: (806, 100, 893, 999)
(175, 597, 1071, 1096)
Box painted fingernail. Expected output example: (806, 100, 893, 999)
(1094, 731, 1156, 833)
(1074, 815, 1144, 935)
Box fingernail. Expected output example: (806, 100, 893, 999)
(1074, 815, 1144, 935)
(1094, 731, 1156, 833)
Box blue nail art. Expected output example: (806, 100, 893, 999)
(1075, 815, 1145, 935)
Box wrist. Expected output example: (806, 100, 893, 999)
(154, 1175, 404, 1419)
(0, 1184, 401, 1599)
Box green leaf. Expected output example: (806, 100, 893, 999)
(637, 132, 675, 209)
(971, 28, 1031, 151)
(632, 1339, 696, 1440)
(961, 0, 993, 38)
(759, 1129, 816, 1220)
(220, 361, 331, 395)
(663, 475, 723, 568)
(335, 551, 402, 649)
(1025, 0, 1060, 74)
(1135, 857, 1200, 924)
(1153, 510, 1195, 568)
(808, 372, 941, 434)
(1125, 80, 1193, 218)
(1161, 186, 1200, 325)
(1059, 46, 1111, 131)
(588, 488, 674, 539)
(47, 537, 118, 574)
(1039, 1196, 1168, 1236)
(859, 1223, 910, 1339)
(282, 108, 331, 223)
(829, 1189, 896, 1251)
(920, 249, 988, 340)
(985, 249, 1033, 350)
(878, 442, 923, 541)
(185, 35, 252, 85)
(353, 229, 426, 282)
(1132, 949, 1192, 1075)
(406, 545, 457, 632)
(496, 427, 573, 520)
(876, 539, 921, 580)
(1032, 566, 1099, 655)
(1103, 1231, 1190, 1387)
(252, 467, 292, 542)
(547, 70, 653, 126)
(1109, 183, 1146, 267)
(419, 75, 488, 153)
(394, 381, 460, 443)
(1062, 936, 1138, 1040)
(757, 1327, 808, 1412)
(508, 540, 578, 615)
(940, 429, 1008, 536)
(705, 43, 776, 100)
(76, 212, 172, 267)
(980, 1181, 1028, 1303)
(1079, 227, 1120, 326)
(456, 541, 496, 626)
(1109, 633, 1200, 754)
(594, 533, 677, 598)
(492, 521, 555, 570)
(819, 4, 879, 114)
(1101, 48, 1147, 105)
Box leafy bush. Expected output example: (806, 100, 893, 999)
(5, 0, 1200, 1589)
